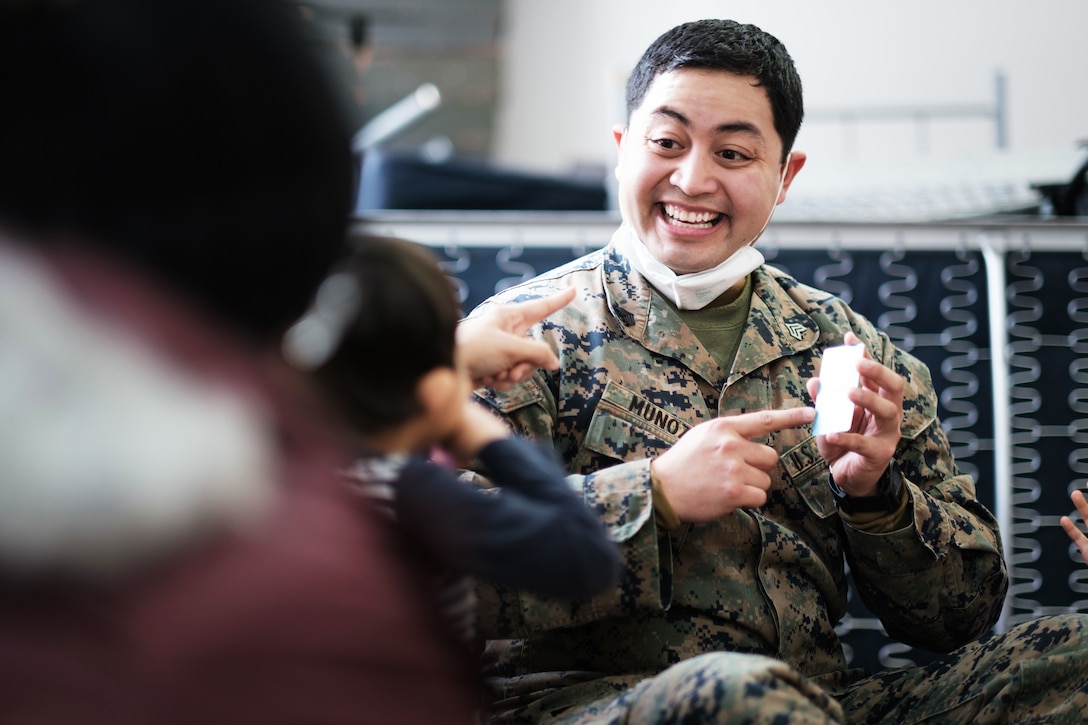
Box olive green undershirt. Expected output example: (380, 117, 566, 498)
(672, 275, 753, 374)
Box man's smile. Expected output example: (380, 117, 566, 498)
(660, 203, 724, 230)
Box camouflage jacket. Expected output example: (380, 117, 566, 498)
(468, 243, 1007, 705)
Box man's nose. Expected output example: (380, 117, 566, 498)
(669, 152, 719, 197)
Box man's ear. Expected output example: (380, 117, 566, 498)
(612, 123, 627, 151)
(777, 150, 807, 204)
(612, 124, 628, 182)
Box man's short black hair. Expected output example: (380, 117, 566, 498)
(624, 19, 804, 161)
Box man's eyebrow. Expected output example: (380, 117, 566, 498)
(652, 106, 763, 138)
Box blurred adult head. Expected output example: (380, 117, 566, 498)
(0, 0, 356, 342)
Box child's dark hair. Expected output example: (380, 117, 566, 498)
(296, 235, 462, 436)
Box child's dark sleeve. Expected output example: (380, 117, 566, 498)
(392, 437, 619, 599)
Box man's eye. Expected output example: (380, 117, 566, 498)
(719, 149, 748, 161)
(652, 138, 678, 149)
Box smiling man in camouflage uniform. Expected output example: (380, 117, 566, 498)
(467, 18, 1088, 725)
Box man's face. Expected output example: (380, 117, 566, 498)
(613, 68, 804, 275)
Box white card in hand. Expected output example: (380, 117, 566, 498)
(812, 344, 864, 435)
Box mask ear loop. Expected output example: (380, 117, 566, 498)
(747, 151, 792, 246)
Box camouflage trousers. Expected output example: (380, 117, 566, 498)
(495, 614, 1088, 725)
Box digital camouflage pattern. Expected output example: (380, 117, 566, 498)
(465, 242, 1088, 723)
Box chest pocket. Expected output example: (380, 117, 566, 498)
(777, 435, 837, 520)
(573, 380, 691, 473)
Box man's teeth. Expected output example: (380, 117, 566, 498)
(664, 205, 719, 225)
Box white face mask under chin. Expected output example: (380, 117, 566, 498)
(615, 153, 791, 310)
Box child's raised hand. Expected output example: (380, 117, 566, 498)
(457, 287, 575, 390)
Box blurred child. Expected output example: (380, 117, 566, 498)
(284, 234, 620, 640)
(0, 1, 478, 721)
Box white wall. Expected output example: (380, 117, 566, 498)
(492, 0, 1088, 201)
